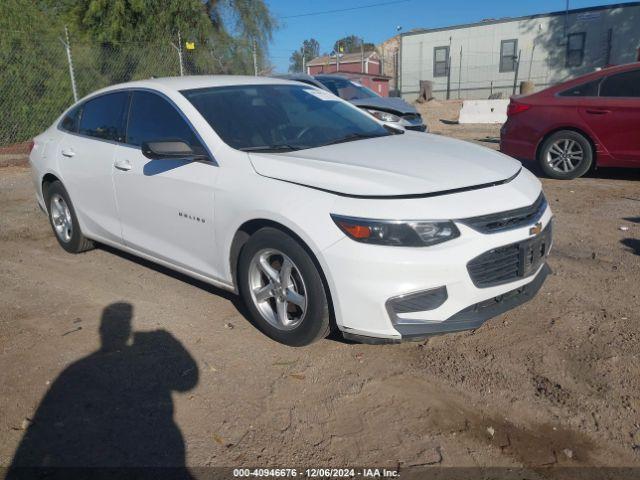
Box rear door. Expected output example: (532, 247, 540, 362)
(112, 90, 219, 278)
(57, 92, 129, 243)
(578, 69, 640, 164)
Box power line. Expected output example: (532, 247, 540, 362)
(280, 0, 411, 19)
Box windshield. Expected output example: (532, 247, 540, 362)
(181, 84, 390, 152)
(316, 77, 380, 100)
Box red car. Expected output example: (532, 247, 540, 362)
(500, 62, 640, 179)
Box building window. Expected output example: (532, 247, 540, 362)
(566, 33, 586, 67)
(499, 39, 518, 72)
(433, 46, 449, 77)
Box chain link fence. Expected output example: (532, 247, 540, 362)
(0, 29, 252, 154)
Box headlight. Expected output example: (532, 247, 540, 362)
(331, 214, 460, 247)
(367, 109, 401, 123)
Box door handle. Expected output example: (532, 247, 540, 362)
(61, 148, 75, 157)
(114, 159, 132, 171)
(585, 109, 611, 115)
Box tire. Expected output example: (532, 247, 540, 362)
(238, 227, 331, 346)
(44, 180, 94, 253)
(538, 130, 593, 180)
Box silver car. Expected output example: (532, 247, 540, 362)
(281, 73, 428, 132)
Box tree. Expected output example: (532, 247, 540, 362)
(289, 38, 320, 73)
(0, 0, 277, 147)
(53, 0, 276, 80)
(333, 35, 374, 54)
(0, 0, 71, 145)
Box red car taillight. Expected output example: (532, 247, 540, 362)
(507, 101, 531, 116)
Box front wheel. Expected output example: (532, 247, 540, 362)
(238, 228, 331, 346)
(538, 130, 593, 180)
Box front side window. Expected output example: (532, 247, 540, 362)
(600, 69, 640, 98)
(126, 91, 201, 148)
(78, 92, 128, 142)
(499, 39, 518, 73)
(433, 46, 449, 77)
(558, 78, 601, 97)
(182, 84, 390, 152)
(566, 33, 586, 68)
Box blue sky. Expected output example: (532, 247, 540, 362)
(266, 0, 637, 73)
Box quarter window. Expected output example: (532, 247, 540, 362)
(566, 33, 586, 68)
(60, 105, 82, 133)
(600, 69, 640, 97)
(126, 91, 201, 148)
(558, 78, 601, 97)
(499, 39, 518, 73)
(433, 46, 449, 77)
(78, 92, 128, 142)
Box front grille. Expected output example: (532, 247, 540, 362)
(405, 124, 427, 132)
(467, 223, 551, 288)
(460, 193, 547, 233)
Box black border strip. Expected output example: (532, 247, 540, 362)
(257, 167, 522, 200)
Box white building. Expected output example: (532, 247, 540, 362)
(400, 2, 640, 100)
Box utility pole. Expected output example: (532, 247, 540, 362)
(446, 36, 452, 100)
(361, 39, 365, 73)
(171, 31, 185, 76)
(177, 31, 184, 76)
(512, 49, 522, 95)
(457, 46, 462, 99)
(61, 26, 78, 102)
(301, 46, 306, 74)
(252, 39, 258, 76)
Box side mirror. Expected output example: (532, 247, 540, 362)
(141, 140, 208, 161)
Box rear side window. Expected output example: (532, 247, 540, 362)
(78, 92, 128, 142)
(600, 70, 640, 97)
(126, 91, 201, 148)
(558, 79, 601, 97)
(60, 105, 82, 132)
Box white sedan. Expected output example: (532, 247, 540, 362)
(29, 76, 553, 346)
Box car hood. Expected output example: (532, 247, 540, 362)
(248, 133, 522, 197)
(349, 97, 418, 115)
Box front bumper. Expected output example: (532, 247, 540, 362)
(321, 197, 553, 343)
(343, 263, 550, 344)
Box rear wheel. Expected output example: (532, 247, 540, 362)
(238, 228, 331, 346)
(538, 130, 593, 180)
(44, 181, 94, 253)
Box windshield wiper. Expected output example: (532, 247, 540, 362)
(319, 132, 391, 147)
(239, 144, 306, 153)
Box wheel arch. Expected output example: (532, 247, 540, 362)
(535, 126, 598, 170)
(229, 218, 337, 330)
(41, 172, 62, 199)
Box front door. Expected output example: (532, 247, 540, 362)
(112, 90, 220, 279)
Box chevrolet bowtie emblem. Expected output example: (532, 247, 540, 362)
(529, 222, 542, 236)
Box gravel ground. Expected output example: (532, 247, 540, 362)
(1, 103, 639, 477)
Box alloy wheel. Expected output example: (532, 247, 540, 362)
(50, 193, 73, 243)
(546, 138, 584, 174)
(248, 249, 307, 331)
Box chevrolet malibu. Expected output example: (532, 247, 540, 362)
(29, 76, 553, 346)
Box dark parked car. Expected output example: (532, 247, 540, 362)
(280, 73, 427, 132)
(500, 62, 640, 179)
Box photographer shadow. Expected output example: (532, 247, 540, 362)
(8, 302, 198, 477)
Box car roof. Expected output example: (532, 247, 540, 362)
(87, 75, 300, 97)
(541, 62, 640, 95)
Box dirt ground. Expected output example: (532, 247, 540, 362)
(1, 101, 640, 477)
